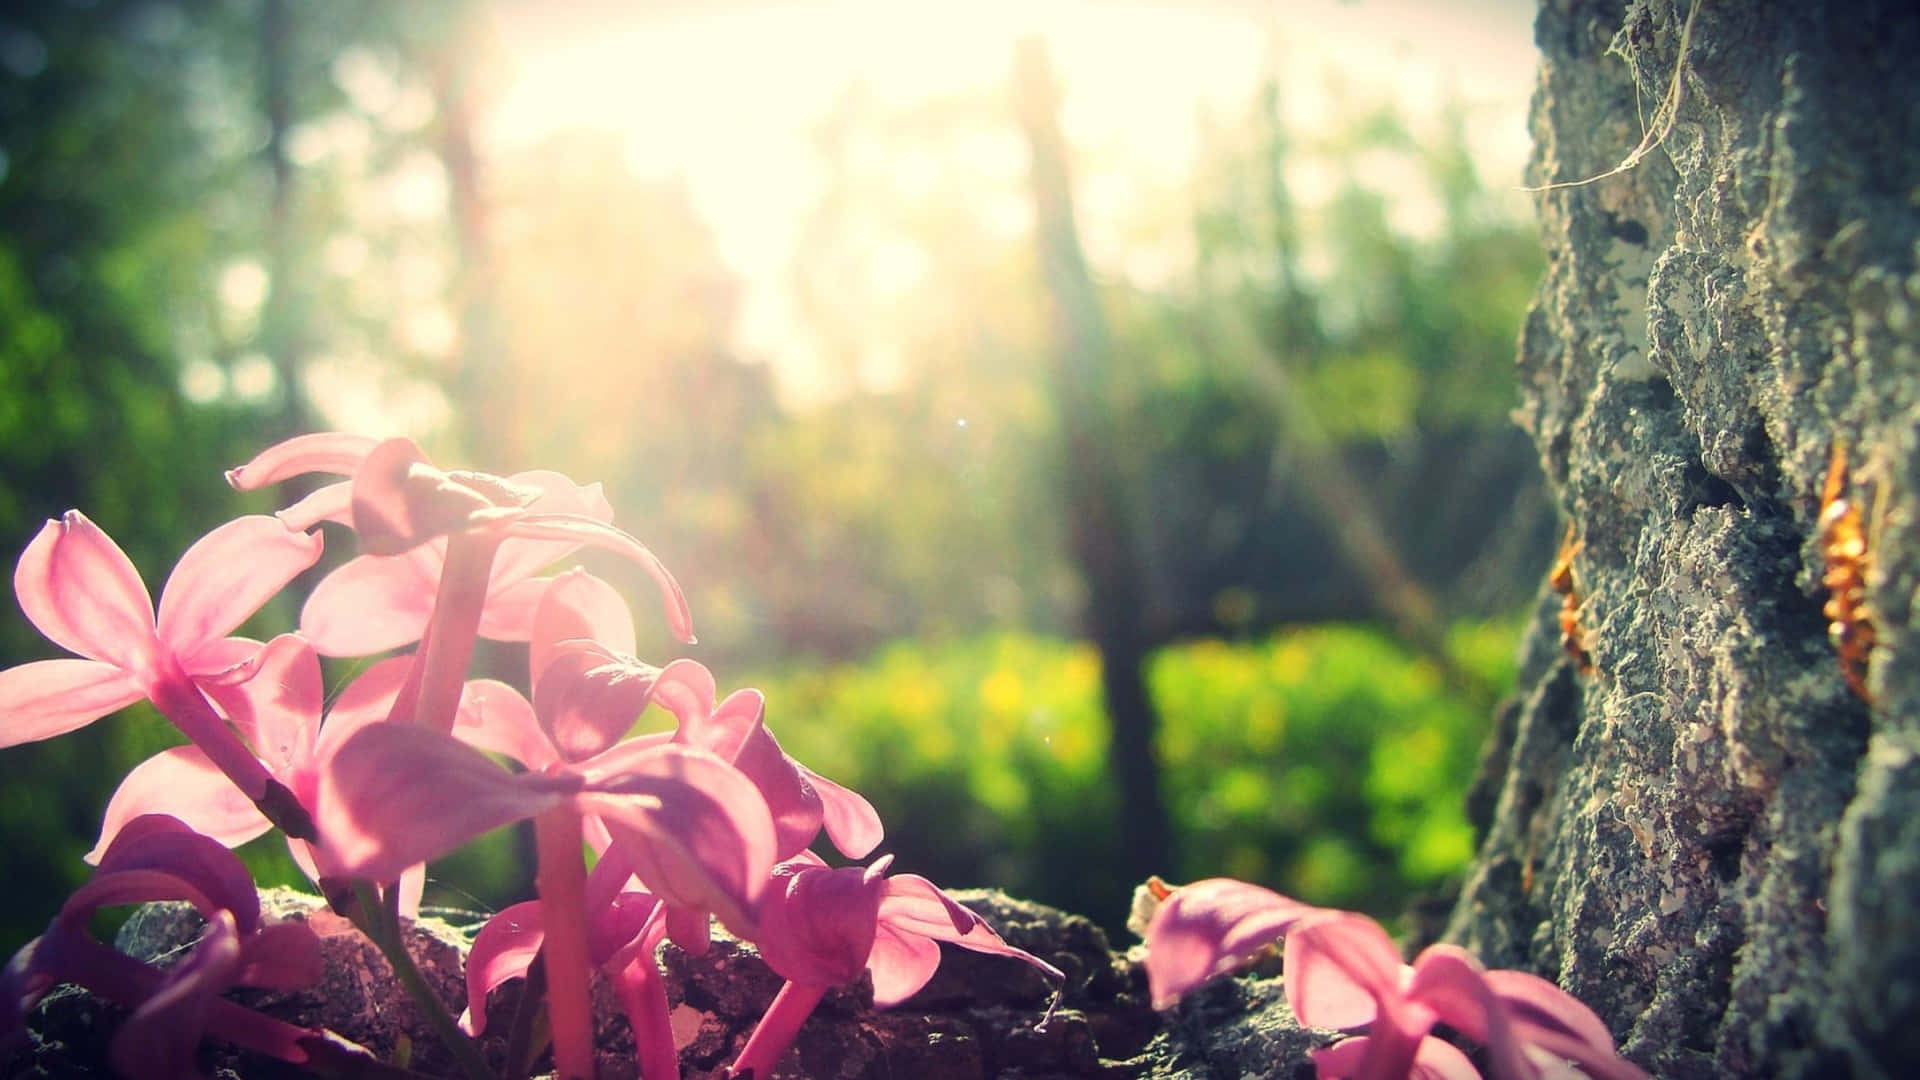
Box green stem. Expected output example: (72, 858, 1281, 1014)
(350, 880, 500, 1080)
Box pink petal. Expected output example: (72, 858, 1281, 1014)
(1285, 911, 1406, 1031)
(754, 859, 888, 987)
(584, 744, 778, 940)
(1407, 946, 1501, 1048)
(1484, 970, 1647, 1080)
(688, 699, 822, 861)
(14, 511, 156, 668)
(879, 874, 1055, 963)
(649, 657, 717, 724)
(1141, 877, 1317, 1009)
(110, 909, 241, 1080)
(874, 873, 1063, 1017)
(0, 658, 143, 748)
(208, 634, 321, 775)
(351, 438, 531, 556)
(475, 575, 549, 643)
(299, 549, 441, 656)
(156, 517, 323, 656)
(179, 636, 266, 681)
(226, 432, 379, 490)
(534, 644, 663, 763)
(591, 890, 666, 973)
(318, 722, 580, 882)
(1483, 968, 1617, 1058)
(804, 766, 883, 860)
(1410, 1036, 1490, 1080)
(90, 814, 262, 932)
(664, 904, 713, 954)
(529, 568, 636, 685)
(276, 479, 354, 532)
(872, 873, 976, 938)
(487, 471, 616, 585)
(452, 678, 557, 771)
(1309, 1036, 1375, 1079)
(504, 515, 695, 644)
(682, 687, 765, 761)
(64, 867, 231, 925)
(88, 747, 272, 863)
(1312, 1036, 1486, 1080)
(312, 656, 411, 761)
(460, 901, 545, 1036)
(867, 922, 945, 1007)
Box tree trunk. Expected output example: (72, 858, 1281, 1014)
(1013, 37, 1173, 882)
(1448, 2, 1920, 1077)
(259, 0, 309, 437)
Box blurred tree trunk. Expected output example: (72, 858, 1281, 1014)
(1448, 2, 1920, 1077)
(259, 0, 309, 437)
(431, 18, 517, 466)
(1012, 38, 1171, 882)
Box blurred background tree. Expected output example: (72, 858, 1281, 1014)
(0, 0, 1545, 944)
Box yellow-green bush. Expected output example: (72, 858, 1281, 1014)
(751, 620, 1518, 935)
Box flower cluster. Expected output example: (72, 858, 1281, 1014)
(1140, 877, 1647, 1080)
(0, 434, 1061, 1080)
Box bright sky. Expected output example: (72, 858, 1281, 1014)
(481, 0, 1538, 406)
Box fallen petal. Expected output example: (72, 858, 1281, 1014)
(1142, 877, 1316, 1010)
(1285, 910, 1406, 1032)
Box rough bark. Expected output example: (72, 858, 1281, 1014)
(1447, 2, 1920, 1078)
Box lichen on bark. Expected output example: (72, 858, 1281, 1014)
(1449, 2, 1920, 1077)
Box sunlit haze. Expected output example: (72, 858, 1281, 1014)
(481, 0, 1536, 409)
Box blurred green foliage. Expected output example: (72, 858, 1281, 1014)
(0, 3, 1546, 962)
(752, 619, 1519, 937)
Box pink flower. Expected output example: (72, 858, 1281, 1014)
(317, 679, 776, 1080)
(86, 635, 426, 913)
(230, 434, 691, 737)
(1142, 877, 1647, 1080)
(318, 721, 777, 936)
(1138, 876, 1316, 1009)
(1287, 912, 1647, 1080)
(2, 815, 328, 1078)
(461, 858, 683, 1080)
(0, 512, 322, 834)
(730, 852, 1064, 1079)
(228, 433, 693, 648)
(526, 568, 882, 866)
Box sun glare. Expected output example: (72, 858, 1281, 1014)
(481, 0, 1534, 408)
